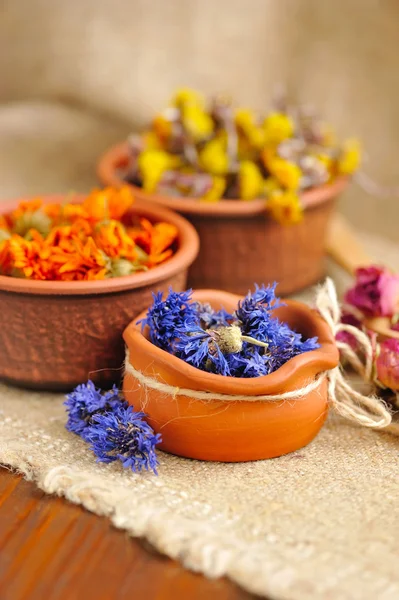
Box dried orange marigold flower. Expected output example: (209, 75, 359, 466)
(0, 187, 178, 281)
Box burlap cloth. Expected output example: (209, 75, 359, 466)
(1, 232, 399, 600)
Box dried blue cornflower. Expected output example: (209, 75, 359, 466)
(141, 284, 319, 379)
(64, 381, 120, 437)
(65, 381, 161, 474)
(194, 302, 235, 328)
(225, 348, 270, 378)
(175, 328, 233, 375)
(85, 403, 161, 474)
(228, 283, 319, 376)
(236, 283, 282, 342)
(173, 322, 268, 375)
(138, 289, 198, 352)
(264, 324, 319, 373)
(175, 328, 213, 369)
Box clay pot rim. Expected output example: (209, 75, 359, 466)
(0, 194, 199, 296)
(97, 141, 349, 217)
(123, 289, 339, 396)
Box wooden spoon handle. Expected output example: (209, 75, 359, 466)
(325, 213, 372, 275)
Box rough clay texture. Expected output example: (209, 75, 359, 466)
(186, 199, 335, 296)
(0, 271, 187, 391)
(1, 234, 399, 600)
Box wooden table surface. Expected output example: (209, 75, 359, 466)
(0, 469, 257, 600)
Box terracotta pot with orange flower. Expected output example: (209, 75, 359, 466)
(0, 187, 199, 391)
(98, 89, 360, 295)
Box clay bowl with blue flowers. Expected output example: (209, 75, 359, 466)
(123, 289, 339, 462)
(0, 195, 199, 391)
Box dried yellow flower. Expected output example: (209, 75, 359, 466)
(235, 109, 265, 149)
(268, 158, 302, 190)
(199, 138, 229, 176)
(142, 131, 164, 151)
(182, 104, 214, 142)
(125, 87, 362, 218)
(267, 192, 303, 225)
(263, 112, 294, 145)
(263, 177, 281, 197)
(260, 147, 277, 170)
(172, 88, 205, 109)
(152, 115, 173, 141)
(337, 139, 361, 175)
(202, 176, 226, 201)
(239, 161, 264, 200)
(315, 153, 333, 181)
(138, 150, 178, 192)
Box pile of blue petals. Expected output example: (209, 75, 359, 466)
(140, 284, 320, 378)
(65, 382, 161, 474)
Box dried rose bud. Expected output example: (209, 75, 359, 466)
(375, 339, 399, 390)
(345, 266, 399, 317)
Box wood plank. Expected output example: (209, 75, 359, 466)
(0, 470, 258, 600)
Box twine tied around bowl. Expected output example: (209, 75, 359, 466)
(124, 278, 399, 435)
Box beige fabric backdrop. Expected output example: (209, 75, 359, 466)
(0, 0, 398, 240)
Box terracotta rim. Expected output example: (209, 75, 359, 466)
(97, 141, 349, 217)
(124, 289, 339, 396)
(0, 195, 199, 296)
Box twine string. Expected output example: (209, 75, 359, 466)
(124, 355, 325, 403)
(124, 278, 399, 434)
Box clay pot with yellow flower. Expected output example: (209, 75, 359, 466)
(0, 187, 199, 391)
(98, 89, 359, 295)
